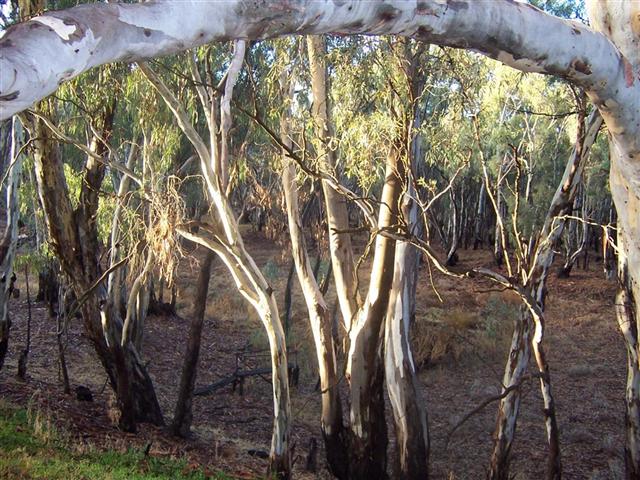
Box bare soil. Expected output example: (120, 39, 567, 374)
(0, 231, 625, 479)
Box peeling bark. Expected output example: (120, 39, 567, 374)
(488, 307, 531, 480)
(384, 186, 429, 479)
(346, 145, 403, 479)
(489, 108, 602, 480)
(616, 230, 640, 480)
(30, 107, 163, 431)
(1, 1, 640, 476)
(585, 4, 640, 474)
(282, 154, 348, 478)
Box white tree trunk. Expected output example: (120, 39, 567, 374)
(2, 0, 640, 475)
(0, 117, 23, 370)
(489, 306, 531, 480)
(280, 65, 348, 478)
(586, 4, 640, 475)
(107, 141, 139, 317)
(3, 1, 634, 123)
(490, 107, 602, 480)
(1, 0, 638, 326)
(307, 35, 361, 333)
(493, 154, 509, 266)
(139, 57, 292, 478)
(384, 185, 429, 479)
(346, 145, 404, 478)
(615, 246, 640, 480)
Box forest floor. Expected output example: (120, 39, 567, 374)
(0, 230, 625, 479)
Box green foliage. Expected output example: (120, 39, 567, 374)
(529, 0, 586, 20)
(14, 248, 52, 273)
(0, 401, 235, 480)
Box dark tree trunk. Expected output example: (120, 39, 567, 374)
(82, 297, 164, 429)
(56, 287, 71, 395)
(16, 266, 32, 379)
(171, 250, 214, 437)
(37, 261, 59, 309)
(349, 359, 388, 480)
(29, 107, 163, 431)
(282, 262, 295, 339)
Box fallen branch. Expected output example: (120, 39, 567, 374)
(194, 364, 297, 396)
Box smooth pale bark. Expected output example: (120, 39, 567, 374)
(1, 0, 638, 324)
(139, 58, 291, 479)
(528, 304, 561, 480)
(604, 206, 617, 280)
(106, 138, 150, 353)
(2, 0, 640, 474)
(493, 154, 509, 267)
(528, 111, 601, 480)
(107, 141, 139, 318)
(1, 2, 637, 244)
(489, 305, 532, 480)
(489, 109, 601, 480)
(346, 145, 403, 479)
(280, 69, 348, 478)
(282, 158, 348, 479)
(445, 187, 459, 266)
(3, 1, 636, 243)
(532, 110, 602, 287)
(474, 182, 487, 249)
(383, 43, 429, 477)
(179, 228, 291, 477)
(0, 117, 23, 371)
(585, 4, 640, 475)
(384, 186, 429, 480)
(306, 35, 360, 333)
(121, 249, 153, 352)
(2, 1, 635, 127)
(558, 192, 589, 278)
(616, 235, 640, 480)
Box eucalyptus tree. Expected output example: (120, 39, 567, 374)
(278, 38, 348, 479)
(1, 0, 640, 477)
(139, 45, 292, 478)
(381, 39, 431, 479)
(167, 44, 229, 439)
(0, 117, 23, 371)
(477, 106, 603, 480)
(309, 36, 401, 478)
(0, 0, 35, 376)
(24, 63, 166, 432)
(277, 35, 431, 478)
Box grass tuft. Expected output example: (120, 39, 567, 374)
(0, 400, 236, 480)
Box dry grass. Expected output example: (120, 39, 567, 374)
(25, 395, 56, 445)
(411, 300, 513, 369)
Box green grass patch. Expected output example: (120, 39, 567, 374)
(0, 400, 235, 480)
